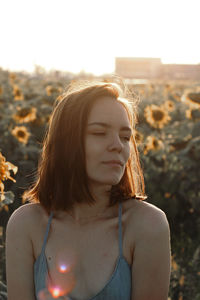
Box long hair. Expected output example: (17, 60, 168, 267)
(23, 80, 147, 214)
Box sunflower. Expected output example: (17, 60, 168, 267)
(144, 104, 171, 129)
(143, 136, 164, 155)
(13, 84, 24, 101)
(171, 255, 178, 271)
(169, 134, 192, 152)
(55, 94, 64, 102)
(163, 100, 175, 112)
(13, 106, 37, 123)
(133, 129, 144, 145)
(186, 93, 200, 107)
(46, 85, 63, 96)
(181, 89, 200, 109)
(0, 152, 18, 201)
(11, 126, 30, 144)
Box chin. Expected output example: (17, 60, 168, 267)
(89, 179, 121, 187)
(102, 176, 122, 186)
(88, 173, 123, 187)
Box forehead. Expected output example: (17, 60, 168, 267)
(88, 97, 130, 125)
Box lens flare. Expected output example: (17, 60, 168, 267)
(59, 264, 68, 273)
(51, 286, 61, 298)
(46, 251, 77, 298)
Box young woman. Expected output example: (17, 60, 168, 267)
(6, 81, 171, 300)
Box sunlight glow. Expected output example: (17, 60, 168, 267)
(1, 0, 199, 75)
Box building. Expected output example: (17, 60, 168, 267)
(162, 64, 200, 80)
(115, 57, 200, 80)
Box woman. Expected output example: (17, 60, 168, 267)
(6, 81, 171, 300)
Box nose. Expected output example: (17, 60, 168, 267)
(107, 134, 123, 152)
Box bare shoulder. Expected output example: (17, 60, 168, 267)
(126, 199, 170, 240)
(6, 203, 46, 300)
(6, 202, 46, 235)
(128, 200, 171, 299)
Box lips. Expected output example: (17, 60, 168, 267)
(103, 160, 123, 166)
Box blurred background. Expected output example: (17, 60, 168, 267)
(0, 0, 200, 299)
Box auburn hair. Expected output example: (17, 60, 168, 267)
(23, 80, 147, 214)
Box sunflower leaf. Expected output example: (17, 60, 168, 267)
(0, 191, 14, 208)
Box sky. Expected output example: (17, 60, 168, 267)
(0, 0, 200, 75)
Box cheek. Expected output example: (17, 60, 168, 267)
(125, 145, 131, 162)
(85, 141, 100, 168)
(85, 136, 104, 156)
(86, 144, 98, 159)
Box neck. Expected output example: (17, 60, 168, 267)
(68, 183, 113, 222)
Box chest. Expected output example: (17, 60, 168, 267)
(34, 216, 133, 300)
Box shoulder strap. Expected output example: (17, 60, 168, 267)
(118, 202, 123, 257)
(41, 212, 54, 253)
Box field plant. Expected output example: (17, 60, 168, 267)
(0, 68, 200, 300)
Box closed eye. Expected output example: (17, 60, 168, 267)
(92, 132, 105, 135)
(121, 136, 131, 141)
(91, 133, 131, 141)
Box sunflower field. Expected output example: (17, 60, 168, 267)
(0, 67, 200, 300)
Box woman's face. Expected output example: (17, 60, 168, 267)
(85, 96, 132, 188)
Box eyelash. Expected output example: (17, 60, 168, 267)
(123, 137, 131, 141)
(93, 133, 130, 141)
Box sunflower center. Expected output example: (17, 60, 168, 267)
(18, 108, 31, 117)
(153, 139, 159, 148)
(17, 130, 26, 138)
(152, 109, 164, 121)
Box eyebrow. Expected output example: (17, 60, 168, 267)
(88, 122, 132, 132)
